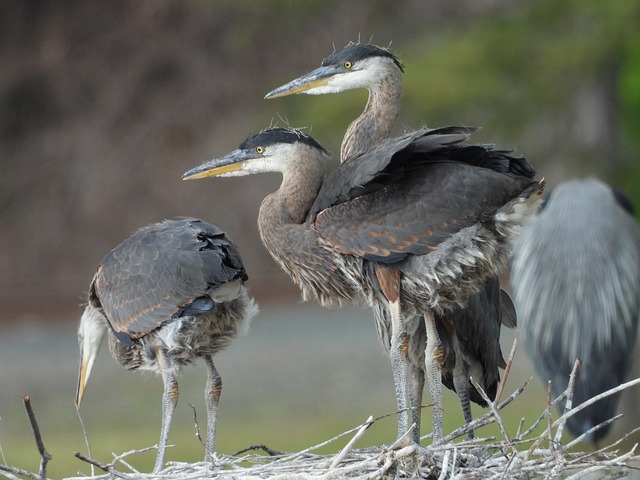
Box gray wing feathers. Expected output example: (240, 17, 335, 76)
(310, 126, 476, 217)
(93, 219, 247, 338)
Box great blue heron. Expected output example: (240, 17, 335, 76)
(183, 127, 543, 444)
(511, 179, 640, 443)
(76, 218, 258, 472)
(265, 42, 525, 441)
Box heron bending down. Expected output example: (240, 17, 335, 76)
(511, 179, 640, 443)
(184, 127, 543, 445)
(76, 219, 258, 472)
(266, 43, 526, 441)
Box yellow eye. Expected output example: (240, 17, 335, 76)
(256, 146, 264, 154)
(343, 61, 352, 69)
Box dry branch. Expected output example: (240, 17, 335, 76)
(62, 375, 640, 480)
(4, 373, 640, 479)
(22, 396, 51, 480)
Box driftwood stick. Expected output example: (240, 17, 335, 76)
(553, 377, 640, 429)
(387, 423, 416, 451)
(112, 446, 157, 473)
(232, 444, 285, 457)
(565, 415, 621, 449)
(22, 396, 51, 480)
(545, 381, 555, 451)
(495, 338, 517, 403)
(73, 452, 111, 472)
(440, 380, 529, 443)
(330, 415, 374, 469)
(436, 448, 451, 480)
(591, 427, 640, 455)
(554, 359, 581, 445)
(470, 377, 514, 454)
(0, 464, 42, 480)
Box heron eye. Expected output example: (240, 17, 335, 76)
(343, 61, 353, 69)
(256, 146, 264, 154)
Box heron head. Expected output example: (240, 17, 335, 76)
(265, 43, 403, 99)
(182, 128, 328, 179)
(76, 305, 108, 408)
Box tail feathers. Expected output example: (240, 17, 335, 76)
(494, 179, 545, 240)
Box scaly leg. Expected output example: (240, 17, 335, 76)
(409, 361, 425, 443)
(155, 349, 178, 473)
(204, 355, 221, 462)
(451, 360, 474, 440)
(424, 311, 444, 444)
(388, 298, 411, 443)
(453, 358, 474, 440)
(374, 265, 412, 444)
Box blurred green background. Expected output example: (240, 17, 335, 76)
(1, 0, 639, 477)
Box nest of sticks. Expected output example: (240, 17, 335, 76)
(3, 347, 640, 480)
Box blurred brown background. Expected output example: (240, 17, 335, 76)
(3, 0, 640, 317)
(1, 1, 639, 477)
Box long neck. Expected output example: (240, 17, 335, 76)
(340, 73, 402, 162)
(257, 148, 325, 259)
(261, 151, 325, 227)
(255, 147, 361, 306)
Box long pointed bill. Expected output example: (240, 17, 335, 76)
(76, 306, 107, 408)
(265, 65, 338, 99)
(182, 149, 256, 180)
(76, 346, 97, 408)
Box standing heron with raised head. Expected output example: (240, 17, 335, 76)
(511, 179, 640, 443)
(183, 126, 543, 445)
(76, 218, 258, 472)
(265, 43, 526, 441)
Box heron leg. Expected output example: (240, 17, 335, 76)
(374, 265, 412, 444)
(204, 355, 221, 463)
(452, 361, 474, 439)
(155, 349, 178, 473)
(409, 361, 425, 443)
(424, 311, 444, 444)
(388, 298, 412, 443)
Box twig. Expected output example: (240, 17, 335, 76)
(439, 379, 529, 444)
(437, 448, 451, 480)
(553, 377, 640, 429)
(519, 405, 548, 441)
(73, 452, 111, 472)
(470, 377, 515, 455)
(565, 415, 621, 449)
(249, 409, 408, 472)
(113, 446, 157, 473)
(232, 444, 285, 457)
(330, 415, 374, 469)
(75, 403, 95, 477)
(495, 338, 517, 403)
(590, 427, 640, 454)
(554, 359, 581, 445)
(22, 396, 51, 480)
(187, 404, 205, 447)
(0, 464, 42, 480)
(366, 453, 394, 479)
(387, 423, 416, 451)
(545, 381, 555, 452)
(515, 417, 525, 438)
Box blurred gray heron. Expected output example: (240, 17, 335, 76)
(265, 43, 529, 441)
(76, 218, 258, 472)
(183, 127, 543, 445)
(511, 179, 640, 443)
